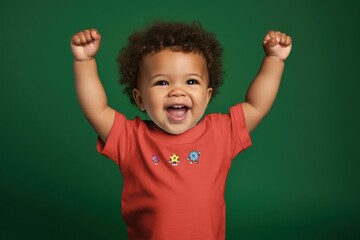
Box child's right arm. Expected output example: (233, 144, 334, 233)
(70, 29, 115, 142)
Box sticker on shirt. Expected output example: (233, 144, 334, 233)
(188, 150, 200, 164)
(169, 153, 180, 166)
(152, 155, 160, 165)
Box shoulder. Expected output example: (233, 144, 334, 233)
(204, 103, 244, 123)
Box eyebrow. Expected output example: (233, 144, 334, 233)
(149, 74, 169, 80)
(150, 73, 205, 81)
(186, 74, 205, 80)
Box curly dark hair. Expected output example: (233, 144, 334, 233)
(117, 21, 224, 105)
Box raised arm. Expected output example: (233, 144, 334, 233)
(242, 31, 292, 133)
(70, 29, 115, 142)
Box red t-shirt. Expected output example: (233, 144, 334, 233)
(97, 103, 252, 240)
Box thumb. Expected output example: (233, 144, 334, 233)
(264, 38, 278, 48)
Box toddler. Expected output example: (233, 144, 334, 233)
(70, 21, 292, 240)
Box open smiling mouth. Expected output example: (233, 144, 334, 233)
(166, 105, 189, 121)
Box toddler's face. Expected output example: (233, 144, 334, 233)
(133, 49, 212, 134)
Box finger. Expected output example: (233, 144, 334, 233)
(71, 34, 81, 45)
(279, 33, 287, 45)
(275, 31, 282, 43)
(77, 31, 88, 45)
(263, 31, 275, 45)
(84, 29, 93, 44)
(269, 31, 276, 39)
(263, 31, 272, 42)
(286, 36, 292, 46)
(90, 29, 101, 49)
(90, 29, 101, 41)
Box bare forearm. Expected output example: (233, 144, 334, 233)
(245, 56, 284, 117)
(73, 59, 115, 141)
(74, 59, 109, 116)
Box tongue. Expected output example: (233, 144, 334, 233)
(167, 107, 187, 120)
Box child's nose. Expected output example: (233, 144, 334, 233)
(168, 86, 186, 97)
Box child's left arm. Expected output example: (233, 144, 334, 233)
(242, 31, 292, 133)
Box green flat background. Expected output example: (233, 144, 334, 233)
(1, 0, 359, 239)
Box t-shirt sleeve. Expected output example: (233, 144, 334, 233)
(229, 103, 252, 156)
(96, 111, 127, 165)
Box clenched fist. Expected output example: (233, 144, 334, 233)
(70, 29, 101, 62)
(263, 31, 292, 61)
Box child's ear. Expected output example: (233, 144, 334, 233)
(132, 88, 145, 111)
(206, 88, 213, 105)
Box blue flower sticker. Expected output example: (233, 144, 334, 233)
(188, 150, 200, 164)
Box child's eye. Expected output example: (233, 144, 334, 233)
(186, 79, 199, 85)
(155, 80, 169, 86)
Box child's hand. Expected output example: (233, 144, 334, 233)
(70, 29, 101, 62)
(263, 31, 292, 61)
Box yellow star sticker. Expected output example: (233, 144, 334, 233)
(169, 153, 180, 166)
